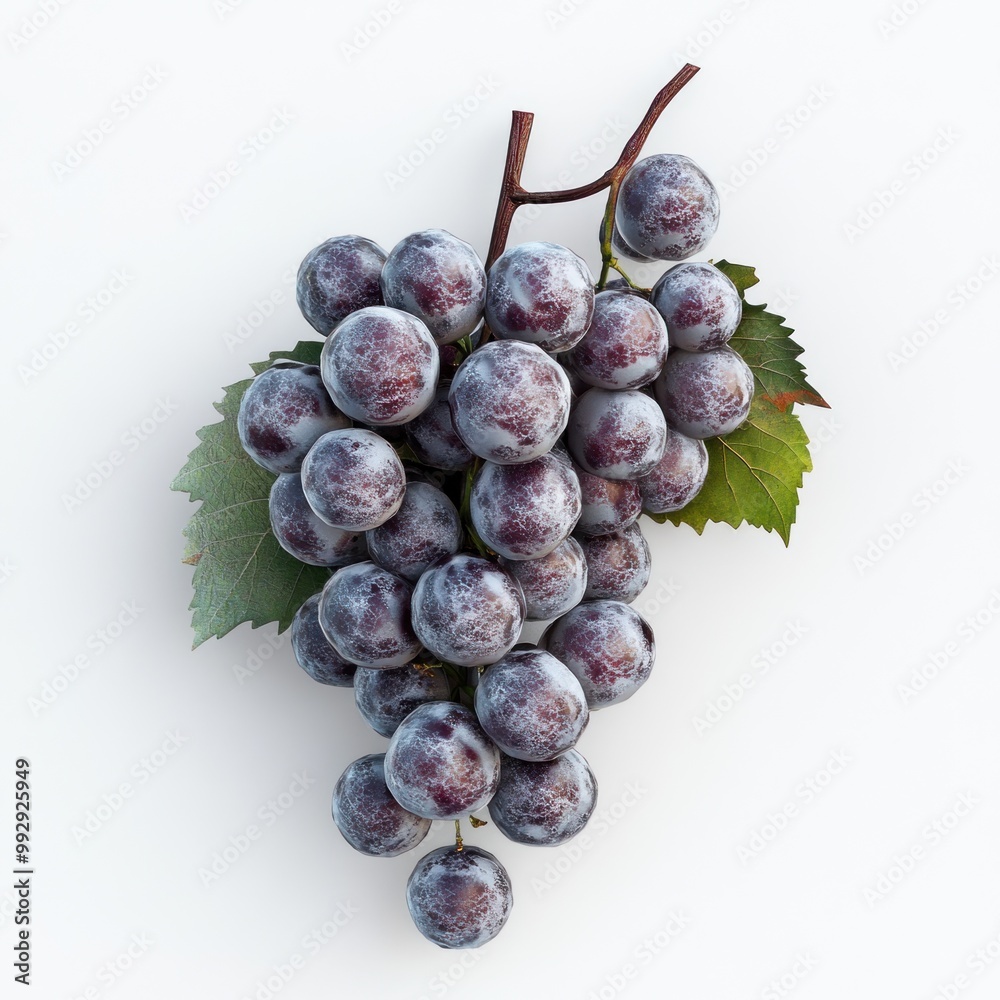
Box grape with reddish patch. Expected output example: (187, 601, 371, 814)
(404, 385, 474, 472)
(578, 523, 651, 603)
(575, 466, 643, 537)
(639, 427, 709, 513)
(498, 537, 587, 621)
(269, 473, 365, 567)
(297, 235, 387, 336)
(290, 594, 357, 687)
(354, 664, 451, 738)
(651, 261, 742, 352)
(568, 387, 667, 480)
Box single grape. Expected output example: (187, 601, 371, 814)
(296, 235, 386, 335)
(332, 754, 430, 857)
(366, 482, 462, 582)
(290, 594, 357, 687)
(567, 387, 667, 480)
(269, 473, 365, 567)
(485, 241, 595, 353)
(320, 306, 439, 425)
(650, 261, 742, 352)
(568, 290, 668, 390)
(578, 523, 651, 603)
(411, 554, 524, 667)
(470, 454, 582, 560)
(448, 340, 571, 464)
(384, 702, 501, 820)
(475, 648, 589, 762)
(541, 599, 655, 709)
(406, 845, 513, 949)
(354, 663, 451, 737)
(300, 428, 405, 531)
(237, 362, 349, 475)
(498, 537, 588, 621)
(639, 427, 709, 513)
(317, 561, 420, 668)
(615, 153, 720, 261)
(404, 385, 474, 472)
(380, 229, 486, 344)
(488, 750, 597, 846)
(654, 345, 754, 439)
(575, 466, 643, 537)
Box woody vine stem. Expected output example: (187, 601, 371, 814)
(481, 62, 701, 346)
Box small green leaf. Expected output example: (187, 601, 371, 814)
(171, 340, 329, 647)
(657, 395, 813, 546)
(715, 260, 829, 412)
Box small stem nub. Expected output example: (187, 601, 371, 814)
(455, 819, 464, 852)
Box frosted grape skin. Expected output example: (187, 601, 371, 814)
(317, 561, 421, 669)
(290, 594, 357, 687)
(320, 306, 439, 426)
(574, 466, 643, 538)
(296, 235, 387, 336)
(269, 473, 365, 567)
(366, 482, 462, 582)
(541, 599, 655, 709)
(354, 664, 451, 737)
(470, 454, 582, 561)
(237, 362, 349, 475)
(410, 554, 525, 667)
(300, 427, 406, 531)
(654, 345, 755, 439)
(615, 153, 720, 261)
(498, 537, 588, 621)
(567, 387, 668, 481)
(331, 754, 430, 857)
(448, 340, 571, 465)
(380, 229, 486, 344)
(384, 702, 501, 820)
(406, 845, 513, 949)
(488, 749, 597, 846)
(405, 385, 474, 472)
(484, 241, 595, 353)
(650, 261, 742, 352)
(638, 427, 709, 513)
(577, 523, 651, 604)
(474, 647, 590, 762)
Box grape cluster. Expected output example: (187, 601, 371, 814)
(237, 149, 751, 949)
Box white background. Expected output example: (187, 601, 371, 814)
(4, 0, 1000, 997)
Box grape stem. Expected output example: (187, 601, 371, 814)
(482, 63, 701, 328)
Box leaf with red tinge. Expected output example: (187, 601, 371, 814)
(715, 260, 829, 412)
(171, 340, 329, 647)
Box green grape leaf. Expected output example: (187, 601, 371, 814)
(171, 341, 328, 647)
(647, 395, 813, 546)
(715, 260, 829, 412)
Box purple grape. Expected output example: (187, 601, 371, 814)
(354, 664, 451, 737)
(578, 523, 651, 603)
(237, 362, 349, 475)
(381, 229, 486, 344)
(567, 388, 667, 480)
(485, 241, 595, 353)
(575, 466, 643, 537)
(269, 473, 365, 567)
(488, 750, 597, 846)
(290, 594, 357, 687)
(320, 306, 439, 426)
(384, 702, 501, 820)
(615, 153, 720, 261)
(366, 483, 462, 582)
(470, 454, 582, 560)
(568, 290, 668, 390)
(498, 537, 587, 621)
(609, 220, 653, 262)
(639, 427, 709, 513)
(654, 346, 754, 439)
(404, 385, 474, 472)
(541, 600, 655, 709)
(317, 561, 420, 668)
(448, 340, 571, 464)
(406, 845, 513, 949)
(650, 262, 742, 352)
(296, 235, 386, 336)
(410, 555, 524, 667)
(475, 648, 589, 762)
(332, 754, 430, 857)
(300, 428, 405, 531)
